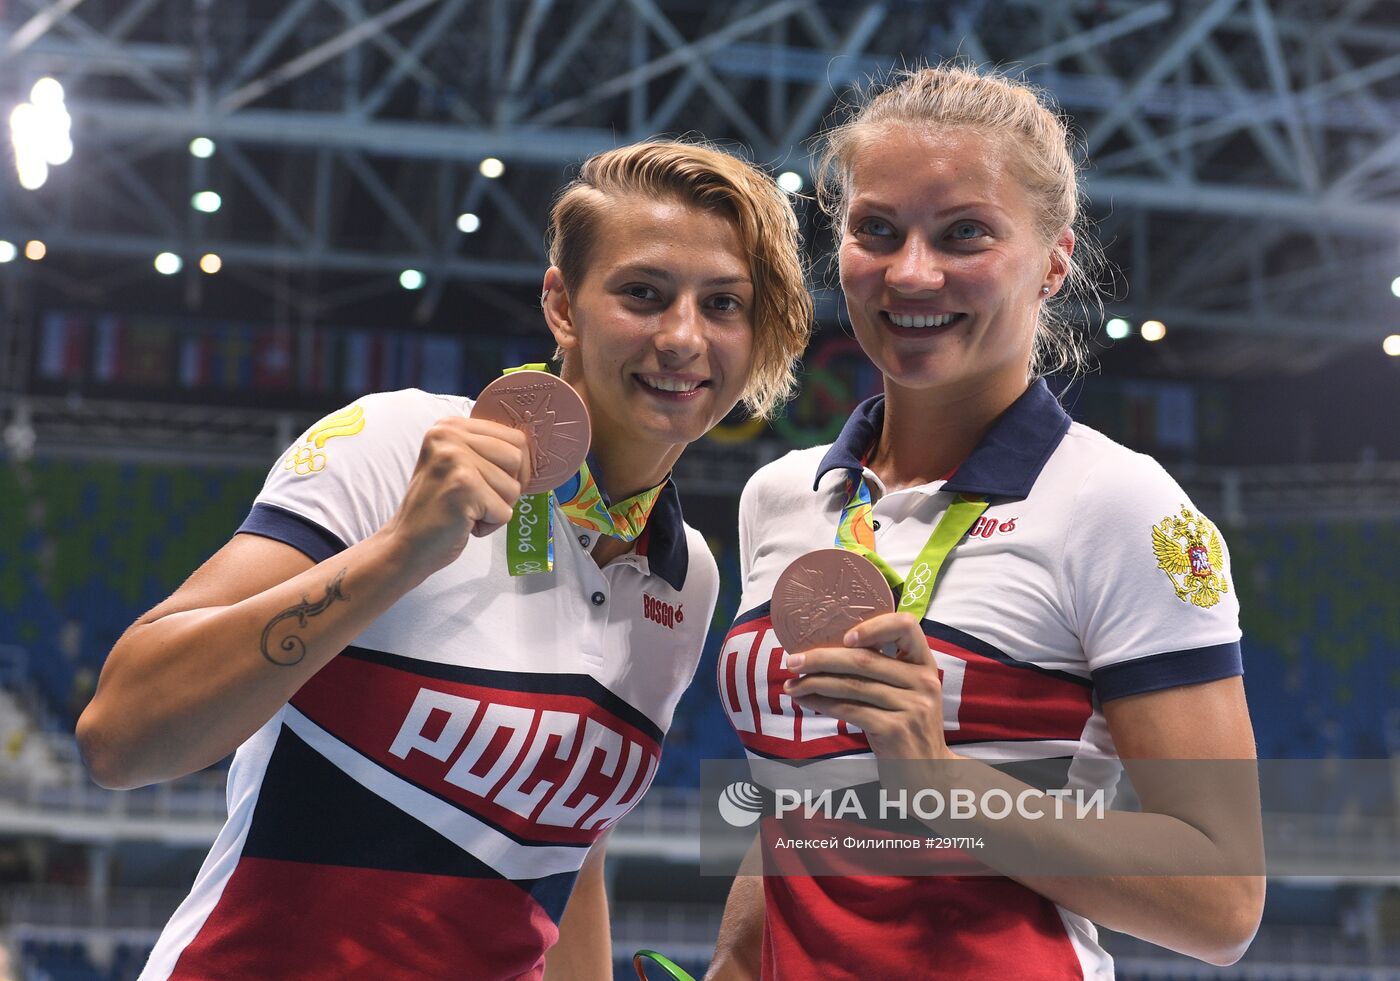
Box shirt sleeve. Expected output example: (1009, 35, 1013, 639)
(686, 526, 723, 643)
(737, 470, 759, 586)
(237, 390, 444, 562)
(1061, 450, 1243, 702)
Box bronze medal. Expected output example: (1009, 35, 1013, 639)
(471, 371, 591, 494)
(770, 548, 896, 654)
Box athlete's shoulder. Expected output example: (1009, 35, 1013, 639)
(741, 445, 830, 509)
(679, 521, 720, 593)
(1049, 424, 1229, 579)
(352, 387, 471, 425)
(1053, 421, 1189, 507)
(299, 388, 464, 437)
(283, 388, 465, 471)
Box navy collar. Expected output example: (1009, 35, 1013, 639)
(636, 479, 688, 591)
(813, 378, 1072, 500)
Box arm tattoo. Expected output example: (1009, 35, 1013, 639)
(260, 568, 350, 666)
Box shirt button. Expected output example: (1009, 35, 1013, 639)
(590, 591, 606, 606)
(578, 534, 591, 548)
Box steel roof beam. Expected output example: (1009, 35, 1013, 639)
(218, 0, 445, 114)
(1085, 0, 1241, 155)
(1247, 0, 1318, 192)
(527, 0, 807, 128)
(1087, 176, 1400, 234)
(0, 228, 543, 282)
(4, 0, 90, 57)
(774, 3, 886, 150)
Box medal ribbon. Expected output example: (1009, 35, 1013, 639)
(633, 950, 695, 981)
(554, 464, 664, 542)
(836, 469, 988, 622)
(501, 364, 665, 576)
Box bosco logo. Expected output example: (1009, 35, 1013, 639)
(970, 515, 1017, 539)
(643, 594, 682, 629)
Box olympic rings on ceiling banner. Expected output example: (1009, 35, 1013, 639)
(771, 366, 850, 446)
(705, 414, 768, 444)
(704, 335, 884, 448)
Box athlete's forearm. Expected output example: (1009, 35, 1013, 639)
(891, 757, 1264, 965)
(77, 529, 435, 790)
(705, 839, 764, 981)
(545, 837, 612, 980)
(1013, 867, 1263, 966)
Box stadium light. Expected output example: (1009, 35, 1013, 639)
(400, 269, 425, 290)
(191, 190, 222, 213)
(1141, 319, 1166, 342)
(1105, 317, 1131, 340)
(478, 157, 504, 179)
(154, 252, 182, 275)
(25, 240, 45, 260)
(200, 253, 222, 274)
(777, 171, 804, 194)
(189, 137, 216, 158)
(30, 77, 64, 109)
(0, 240, 15, 263)
(9, 77, 73, 190)
(1384, 334, 1400, 357)
(456, 212, 481, 234)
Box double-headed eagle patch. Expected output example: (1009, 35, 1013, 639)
(1151, 505, 1229, 609)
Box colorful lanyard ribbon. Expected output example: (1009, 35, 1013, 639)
(836, 467, 988, 622)
(502, 364, 666, 576)
(556, 463, 664, 542)
(633, 950, 695, 981)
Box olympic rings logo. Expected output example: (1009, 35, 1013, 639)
(902, 562, 933, 602)
(284, 446, 327, 475)
(707, 337, 883, 447)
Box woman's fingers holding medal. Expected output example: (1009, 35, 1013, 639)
(782, 612, 955, 759)
(386, 417, 532, 571)
(843, 612, 936, 666)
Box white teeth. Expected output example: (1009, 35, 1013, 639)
(641, 376, 701, 392)
(889, 313, 957, 328)
(890, 313, 957, 328)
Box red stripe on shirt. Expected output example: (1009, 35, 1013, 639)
(169, 858, 556, 981)
(762, 874, 1084, 980)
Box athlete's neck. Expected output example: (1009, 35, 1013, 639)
(557, 365, 677, 569)
(577, 438, 675, 570)
(868, 377, 1030, 491)
(588, 534, 635, 567)
(587, 432, 678, 503)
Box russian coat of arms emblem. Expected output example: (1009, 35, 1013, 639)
(1151, 505, 1229, 609)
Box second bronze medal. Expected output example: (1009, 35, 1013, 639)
(770, 548, 895, 654)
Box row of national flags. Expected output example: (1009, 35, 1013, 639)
(1068, 378, 1202, 453)
(35, 312, 550, 399)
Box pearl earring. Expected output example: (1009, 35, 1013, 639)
(1041, 286, 1051, 295)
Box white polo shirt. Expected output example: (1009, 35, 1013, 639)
(717, 379, 1243, 980)
(142, 388, 717, 981)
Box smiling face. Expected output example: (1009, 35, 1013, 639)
(839, 124, 1071, 410)
(543, 193, 755, 492)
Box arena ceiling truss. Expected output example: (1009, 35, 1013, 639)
(1, 0, 1398, 356)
